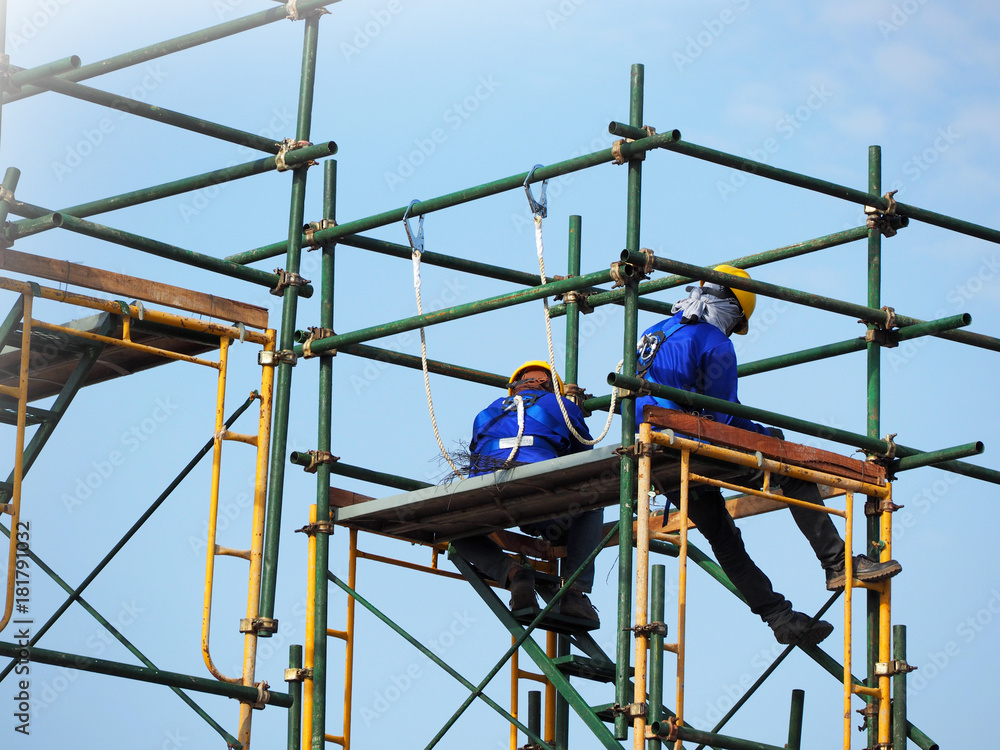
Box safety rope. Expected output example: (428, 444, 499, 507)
(407, 208, 461, 475)
(532, 213, 620, 445)
(502, 395, 526, 466)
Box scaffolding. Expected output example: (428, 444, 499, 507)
(0, 4, 997, 749)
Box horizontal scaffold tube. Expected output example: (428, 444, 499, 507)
(289, 454, 431, 492)
(738, 314, 972, 377)
(659, 137, 1000, 246)
(8, 57, 81, 88)
(293, 268, 618, 355)
(548, 225, 871, 318)
(0, 641, 292, 708)
(225, 130, 682, 265)
(609, 373, 1000, 485)
(2, 0, 343, 104)
(10, 143, 336, 222)
(647, 256, 1000, 353)
(6, 212, 312, 297)
(648, 721, 786, 750)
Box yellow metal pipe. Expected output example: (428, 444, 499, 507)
(236, 348, 275, 750)
(354, 550, 468, 582)
(214, 545, 252, 561)
(878, 488, 893, 748)
(31, 320, 222, 369)
(517, 669, 549, 685)
(221, 430, 259, 446)
(326, 735, 346, 746)
(343, 527, 359, 750)
(0, 294, 30, 634)
(0, 276, 270, 344)
(648, 431, 890, 499)
(843, 491, 854, 750)
(545, 631, 556, 746)
(853, 685, 881, 698)
(0, 384, 19, 398)
(327, 629, 348, 641)
(650, 531, 682, 544)
(634, 422, 654, 750)
(687, 472, 847, 519)
(303, 505, 318, 750)
(663, 643, 679, 654)
(675, 448, 690, 750)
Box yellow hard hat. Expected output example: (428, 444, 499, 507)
(508, 360, 565, 396)
(702, 264, 756, 335)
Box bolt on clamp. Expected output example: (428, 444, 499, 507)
(304, 218, 336, 249)
(270, 268, 311, 296)
(258, 349, 297, 367)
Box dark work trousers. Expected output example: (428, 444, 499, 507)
(663, 473, 844, 625)
(451, 508, 604, 593)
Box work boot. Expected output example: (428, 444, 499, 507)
(508, 566, 537, 611)
(770, 611, 834, 646)
(826, 554, 902, 591)
(560, 589, 600, 624)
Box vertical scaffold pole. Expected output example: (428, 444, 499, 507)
(633, 422, 654, 748)
(260, 10, 322, 631)
(615, 61, 644, 741)
(648, 564, 665, 750)
(892, 624, 907, 750)
(866, 144, 883, 747)
(288, 645, 304, 750)
(311, 159, 338, 748)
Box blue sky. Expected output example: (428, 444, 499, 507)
(2, 0, 999, 748)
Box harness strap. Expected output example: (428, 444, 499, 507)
(637, 321, 684, 377)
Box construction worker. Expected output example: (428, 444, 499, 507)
(451, 361, 603, 623)
(635, 265, 901, 645)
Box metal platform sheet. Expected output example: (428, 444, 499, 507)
(334, 444, 747, 545)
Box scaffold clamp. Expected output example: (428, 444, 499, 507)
(295, 520, 336, 536)
(252, 680, 271, 710)
(865, 190, 906, 237)
(302, 327, 335, 358)
(611, 702, 647, 719)
(301, 449, 339, 473)
(304, 218, 336, 249)
(240, 617, 278, 634)
(875, 659, 916, 677)
(523, 164, 548, 218)
(270, 268, 311, 296)
(274, 138, 315, 171)
(628, 621, 668, 637)
(259, 349, 297, 367)
(284, 667, 313, 682)
(0, 186, 14, 205)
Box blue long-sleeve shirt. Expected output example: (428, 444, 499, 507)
(469, 390, 593, 476)
(635, 312, 766, 433)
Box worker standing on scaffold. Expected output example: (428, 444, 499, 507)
(451, 361, 603, 624)
(635, 265, 901, 645)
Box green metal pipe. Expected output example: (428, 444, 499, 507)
(649, 255, 1000, 353)
(8, 56, 80, 89)
(49, 212, 313, 296)
(648, 564, 666, 750)
(786, 690, 804, 750)
(615, 61, 643, 741)
(11, 142, 335, 222)
(294, 268, 617, 356)
(661, 137, 1000, 246)
(2, 0, 342, 104)
(866, 144, 883, 750)
(737, 314, 972, 377)
(334, 342, 509, 390)
(311, 150, 334, 750)
(291, 454, 432, 492)
(892, 625, 907, 750)
(0, 641, 292, 707)
(35, 76, 282, 152)
(225, 129, 681, 266)
(906, 722, 939, 750)
(554, 633, 570, 750)
(565, 215, 582, 386)
(3, 211, 62, 241)
(438, 526, 622, 750)
(610, 372, 1000, 484)
(0, 167, 18, 227)
(650, 722, 786, 750)
(893, 442, 984, 472)
(549, 225, 870, 318)
(328, 574, 554, 750)
(260, 11, 321, 649)
(528, 690, 542, 742)
(287, 645, 304, 750)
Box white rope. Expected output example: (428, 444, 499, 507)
(285, 0, 299, 20)
(533, 214, 620, 445)
(412, 248, 461, 474)
(502, 395, 526, 466)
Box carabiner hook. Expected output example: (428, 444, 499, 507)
(523, 164, 547, 218)
(402, 199, 424, 254)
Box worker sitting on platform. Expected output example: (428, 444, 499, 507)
(635, 265, 901, 646)
(451, 361, 604, 624)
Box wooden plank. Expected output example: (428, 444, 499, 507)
(642, 406, 884, 485)
(0, 248, 268, 329)
(329, 487, 375, 509)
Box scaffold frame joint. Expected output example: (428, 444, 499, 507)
(875, 659, 915, 677)
(295, 520, 336, 536)
(259, 349, 297, 367)
(270, 268, 311, 296)
(611, 702, 647, 719)
(300, 449, 339, 473)
(628, 621, 668, 638)
(302, 326, 335, 358)
(284, 667, 314, 682)
(304, 218, 336, 249)
(274, 138, 316, 171)
(240, 617, 279, 634)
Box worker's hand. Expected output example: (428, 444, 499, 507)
(765, 426, 785, 440)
